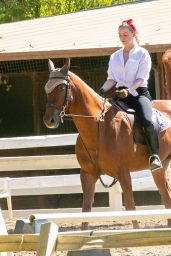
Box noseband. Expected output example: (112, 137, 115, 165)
(45, 75, 72, 123)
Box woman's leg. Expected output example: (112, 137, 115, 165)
(123, 94, 162, 172)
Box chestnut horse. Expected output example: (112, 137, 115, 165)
(163, 49, 171, 98)
(43, 59, 171, 228)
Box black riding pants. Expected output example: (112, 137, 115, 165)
(121, 88, 152, 128)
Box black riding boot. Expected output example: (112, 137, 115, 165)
(143, 124, 163, 173)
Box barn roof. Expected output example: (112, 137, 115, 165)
(0, 0, 170, 61)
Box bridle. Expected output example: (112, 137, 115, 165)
(45, 74, 73, 123)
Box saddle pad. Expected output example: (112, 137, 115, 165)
(152, 108, 171, 133)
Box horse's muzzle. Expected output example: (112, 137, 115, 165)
(43, 111, 61, 129)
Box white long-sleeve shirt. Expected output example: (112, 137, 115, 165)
(107, 44, 152, 96)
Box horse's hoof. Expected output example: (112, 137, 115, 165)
(167, 219, 171, 227)
(81, 222, 89, 230)
(132, 220, 140, 229)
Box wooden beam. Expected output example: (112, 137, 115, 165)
(30, 209, 171, 224)
(0, 154, 79, 171)
(0, 44, 170, 61)
(152, 65, 161, 99)
(2, 205, 165, 219)
(37, 223, 58, 256)
(0, 174, 110, 196)
(0, 134, 78, 150)
(1, 228, 171, 252)
(56, 228, 171, 251)
(0, 234, 38, 252)
(32, 73, 42, 135)
(156, 52, 166, 99)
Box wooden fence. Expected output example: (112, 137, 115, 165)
(1, 209, 171, 255)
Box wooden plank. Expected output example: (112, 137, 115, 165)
(30, 209, 171, 223)
(2, 205, 165, 219)
(0, 170, 161, 195)
(1, 228, 171, 252)
(0, 44, 170, 62)
(2, 207, 113, 219)
(0, 134, 78, 150)
(56, 228, 171, 251)
(0, 175, 112, 196)
(0, 234, 38, 252)
(58, 227, 171, 236)
(37, 223, 58, 256)
(0, 154, 79, 171)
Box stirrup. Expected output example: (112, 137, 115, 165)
(149, 154, 163, 173)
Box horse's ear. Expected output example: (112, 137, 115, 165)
(60, 58, 70, 76)
(48, 59, 55, 73)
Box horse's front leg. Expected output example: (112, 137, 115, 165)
(80, 169, 97, 230)
(119, 171, 139, 229)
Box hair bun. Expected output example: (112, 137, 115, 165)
(122, 19, 137, 33)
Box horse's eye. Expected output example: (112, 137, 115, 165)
(58, 84, 66, 91)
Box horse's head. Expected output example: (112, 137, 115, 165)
(43, 58, 71, 129)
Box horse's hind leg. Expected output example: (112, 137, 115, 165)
(119, 171, 139, 229)
(80, 169, 97, 229)
(152, 157, 171, 226)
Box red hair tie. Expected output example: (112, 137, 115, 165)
(122, 19, 137, 33)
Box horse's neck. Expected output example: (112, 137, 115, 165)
(69, 72, 107, 144)
(69, 72, 104, 116)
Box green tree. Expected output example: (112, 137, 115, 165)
(0, 0, 42, 22)
(0, 0, 137, 24)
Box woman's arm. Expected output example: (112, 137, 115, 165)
(128, 78, 144, 94)
(101, 79, 116, 92)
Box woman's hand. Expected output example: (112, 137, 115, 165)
(99, 87, 105, 96)
(116, 89, 130, 99)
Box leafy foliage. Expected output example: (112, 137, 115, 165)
(0, 0, 137, 23)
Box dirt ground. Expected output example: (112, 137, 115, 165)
(5, 217, 171, 256)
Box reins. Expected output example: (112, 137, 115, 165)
(60, 97, 118, 188)
(97, 98, 118, 188)
(60, 96, 109, 122)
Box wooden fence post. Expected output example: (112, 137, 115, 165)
(37, 222, 58, 256)
(0, 208, 13, 256)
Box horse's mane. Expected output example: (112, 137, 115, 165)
(68, 71, 110, 107)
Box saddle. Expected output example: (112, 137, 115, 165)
(115, 100, 158, 145)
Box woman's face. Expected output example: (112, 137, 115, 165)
(118, 27, 134, 46)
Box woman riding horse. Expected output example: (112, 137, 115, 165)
(99, 19, 162, 173)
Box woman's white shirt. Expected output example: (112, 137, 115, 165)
(107, 45, 152, 96)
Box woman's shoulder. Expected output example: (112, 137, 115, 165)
(110, 48, 123, 59)
(134, 45, 150, 56)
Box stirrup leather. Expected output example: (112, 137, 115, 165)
(149, 154, 163, 173)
